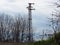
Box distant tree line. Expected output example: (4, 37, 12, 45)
(0, 12, 33, 42)
(48, 0, 60, 45)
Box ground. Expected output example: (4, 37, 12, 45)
(0, 42, 28, 45)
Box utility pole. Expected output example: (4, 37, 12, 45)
(27, 3, 35, 42)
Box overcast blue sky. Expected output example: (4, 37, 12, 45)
(0, 0, 58, 37)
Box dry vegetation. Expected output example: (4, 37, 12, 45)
(0, 42, 28, 45)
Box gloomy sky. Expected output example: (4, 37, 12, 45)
(0, 0, 58, 38)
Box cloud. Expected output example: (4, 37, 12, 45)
(0, 0, 57, 14)
(0, 0, 57, 28)
(6, 0, 16, 2)
(0, 0, 57, 40)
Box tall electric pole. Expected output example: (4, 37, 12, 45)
(27, 3, 35, 42)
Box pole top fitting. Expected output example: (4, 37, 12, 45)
(28, 3, 34, 5)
